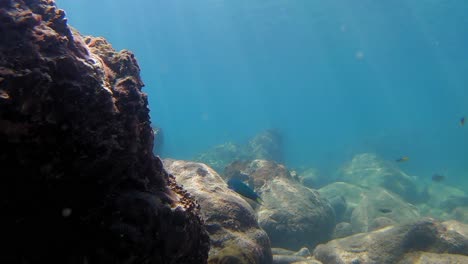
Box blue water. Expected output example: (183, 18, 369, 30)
(56, 0, 468, 183)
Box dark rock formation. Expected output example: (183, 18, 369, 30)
(163, 159, 273, 264)
(0, 0, 209, 263)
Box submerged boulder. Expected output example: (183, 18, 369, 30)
(272, 247, 322, 264)
(339, 153, 421, 203)
(163, 159, 273, 264)
(319, 182, 368, 222)
(227, 160, 336, 250)
(350, 188, 420, 233)
(314, 219, 468, 264)
(0, 1, 209, 263)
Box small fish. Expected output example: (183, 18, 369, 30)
(227, 178, 263, 204)
(460, 117, 465, 126)
(396, 156, 409, 162)
(378, 208, 392, 213)
(432, 174, 445, 182)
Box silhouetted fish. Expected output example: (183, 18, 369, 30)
(432, 174, 445, 182)
(396, 156, 409, 162)
(227, 178, 263, 204)
(460, 117, 465, 126)
(378, 208, 392, 213)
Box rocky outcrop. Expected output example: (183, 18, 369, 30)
(163, 159, 273, 264)
(0, 1, 209, 263)
(226, 160, 336, 250)
(313, 219, 468, 264)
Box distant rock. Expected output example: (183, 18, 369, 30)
(416, 184, 467, 222)
(314, 219, 468, 264)
(163, 159, 273, 264)
(319, 182, 367, 222)
(195, 129, 283, 174)
(247, 129, 283, 163)
(319, 182, 366, 209)
(351, 188, 420, 233)
(320, 183, 421, 234)
(338, 153, 421, 203)
(226, 160, 336, 250)
(326, 195, 347, 223)
(297, 167, 331, 189)
(424, 183, 467, 210)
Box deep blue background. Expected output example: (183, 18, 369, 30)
(56, 0, 468, 183)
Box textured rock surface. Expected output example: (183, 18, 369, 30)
(246, 129, 283, 163)
(350, 188, 420, 233)
(163, 159, 273, 264)
(332, 222, 353, 239)
(272, 247, 321, 264)
(0, 1, 209, 263)
(297, 167, 331, 189)
(319, 182, 366, 210)
(339, 153, 421, 202)
(314, 219, 468, 264)
(226, 160, 336, 250)
(398, 252, 468, 264)
(195, 142, 248, 173)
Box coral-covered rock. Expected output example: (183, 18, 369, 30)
(163, 159, 273, 264)
(313, 219, 468, 264)
(228, 160, 336, 250)
(0, 1, 209, 263)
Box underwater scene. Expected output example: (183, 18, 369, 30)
(1, 0, 468, 263)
